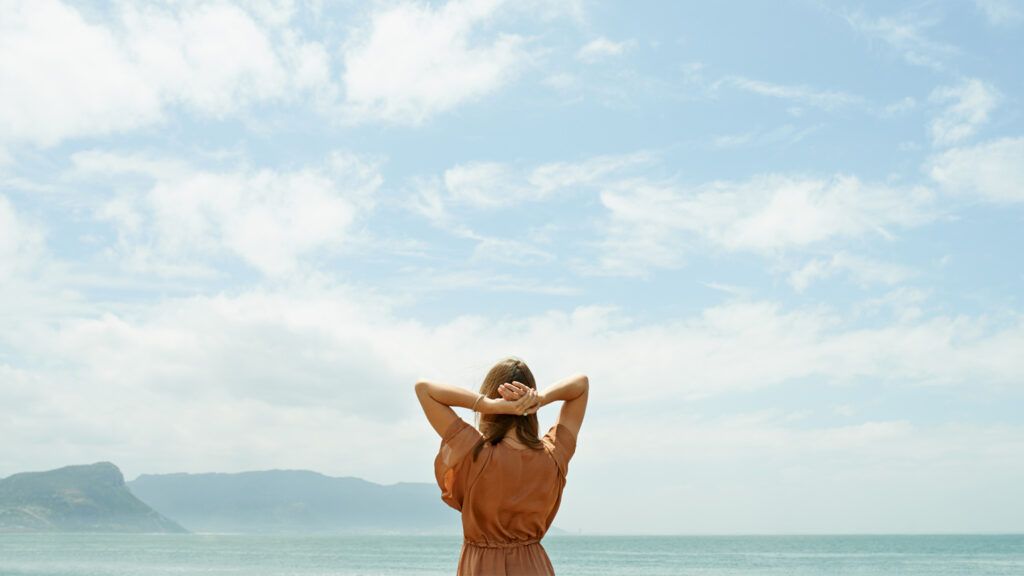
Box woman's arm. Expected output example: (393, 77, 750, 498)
(536, 373, 588, 409)
(414, 379, 539, 438)
(539, 373, 589, 440)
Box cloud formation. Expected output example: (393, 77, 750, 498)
(0, 0, 326, 148)
(575, 37, 634, 62)
(927, 137, 1024, 203)
(928, 78, 1000, 147)
(589, 173, 935, 276)
(975, 0, 1024, 26)
(74, 149, 383, 277)
(339, 0, 534, 125)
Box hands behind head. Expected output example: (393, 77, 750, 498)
(495, 380, 540, 415)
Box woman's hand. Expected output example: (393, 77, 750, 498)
(493, 381, 541, 415)
(498, 381, 520, 401)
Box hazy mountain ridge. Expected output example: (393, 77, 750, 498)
(0, 462, 185, 533)
(127, 468, 461, 534)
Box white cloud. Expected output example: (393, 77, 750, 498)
(0, 194, 43, 275)
(711, 124, 824, 149)
(338, 0, 533, 125)
(0, 196, 53, 329)
(541, 72, 580, 93)
(928, 78, 1000, 147)
(0, 194, 89, 336)
(469, 234, 557, 265)
(0, 0, 329, 148)
(405, 174, 456, 229)
(72, 149, 384, 277)
(927, 137, 1024, 203)
(443, 161, 524, 208)
(523, 0, 587, 25)
(119, 2, 291, 115)
(787, 252, 916, 292)
(975, 0, 1024, 26)
(712, 132, 755, 148)
(402, 151, 660, 269)
(409, 150, 655, 215)
(575, 37, 634, 62)
(579, 413, 1024, 533)
(881, 96, 916, 116)
(717, 76, 863, 111)
(394, 265, 578, 296)
(588, 173, 936, 277)
(412, 154, 943, 281)
(0, 0, 163, 147)
(842, 9, 959, 71)
(526, 151, 660, 195)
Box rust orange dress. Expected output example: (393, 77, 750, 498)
(434, 416, 577, 575)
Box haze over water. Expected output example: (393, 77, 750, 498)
(2, 534, 1023, 576)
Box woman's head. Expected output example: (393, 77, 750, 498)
(471, 355, 544, 460)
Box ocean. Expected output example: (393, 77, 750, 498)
(0, 534, 1021, 575)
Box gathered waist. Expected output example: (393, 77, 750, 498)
(463, 536, 542, 549)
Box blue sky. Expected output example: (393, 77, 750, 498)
(1, 0, 1023, 534)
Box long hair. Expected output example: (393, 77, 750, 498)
(471, 356, 544, 461)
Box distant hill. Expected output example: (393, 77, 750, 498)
(127, 469, 461, 534)
(0, 462, 186, 533)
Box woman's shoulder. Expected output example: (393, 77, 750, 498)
(542, 422, 577, 445)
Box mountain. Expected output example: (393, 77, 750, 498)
(0, 462, 186, 533)
(127, 469, 461, 534)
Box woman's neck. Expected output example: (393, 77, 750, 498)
(499, 434, 537, 450)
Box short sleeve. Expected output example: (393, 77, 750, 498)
(433, 417, 483, 510)
(542, 423, 577, 478)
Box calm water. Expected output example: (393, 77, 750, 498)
(0, 534, 1022, 575)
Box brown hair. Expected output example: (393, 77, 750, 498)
(471, 355, 544, 461)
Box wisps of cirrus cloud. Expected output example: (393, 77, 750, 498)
(575, 36, 636, 62)
(712, 76, 864, 112)
(403, 150, 660, 273)
(974, 0, 1024, 26)
(421, 150, 660, 212)
(711, 124, 826, 150)
(928, 78, 1001, 147)
(0, 194, 44, 277)
(786, 251, 917, 293)
(839, 7, 960, 72)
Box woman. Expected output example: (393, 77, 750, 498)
(414, 356, 589, 575)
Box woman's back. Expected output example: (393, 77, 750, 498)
(415, 363, 589, 574)
(435, 418, 577, 575)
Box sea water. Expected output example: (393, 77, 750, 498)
(0, 533, 1021, 575)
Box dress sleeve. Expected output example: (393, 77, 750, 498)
(434, 416, 483, 510)
(542, 422, 577, 478)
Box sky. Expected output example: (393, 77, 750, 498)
(1, 0, 1023, 535)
